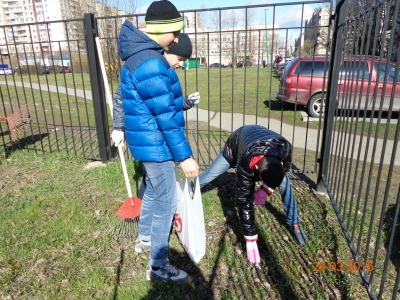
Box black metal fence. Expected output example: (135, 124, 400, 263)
(317, 0, 400, 299)
(1, 0, 400, 298)
(0, 16, 101, 159)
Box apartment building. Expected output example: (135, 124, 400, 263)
(1, 3, 279, 69)
(0, 0, 65, 57)
(0, 0, 126, 68)
(303, 6, 331, 55)
(182, 12, 279, 67)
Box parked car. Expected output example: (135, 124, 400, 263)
(272, 55, 284, 69)
(41, 67, 50, 74)
(277, 55, 400, 117)
(0, 68, 14, 75)
(62, 66, 72, 73)
(236, 61, 251, 68)
(49, 65, 63, 73)
(199, 64, 206, 68)
(224, 63, 233, 68)
(209, 63, 224, 68)
(275, 61, 289, 76)
(49, 65, 71, 73)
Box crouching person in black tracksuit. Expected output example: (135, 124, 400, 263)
(193, 125, 308, 265)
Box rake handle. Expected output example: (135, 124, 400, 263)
(95, 37, 133, 199)
(118, 144, 133, 198)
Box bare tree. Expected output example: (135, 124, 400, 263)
(61, 0, 142, 80)
(217, 7, 259, 65)
(208, 10, 222, 31)
(344, 0, 399, 61)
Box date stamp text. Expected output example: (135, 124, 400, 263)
(312, 261, 375, 273)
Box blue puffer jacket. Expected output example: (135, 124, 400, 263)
(115, 20, 192, 163)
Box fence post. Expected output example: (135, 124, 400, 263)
(84, 13, 111, 163)
(316, 0, 346, 193)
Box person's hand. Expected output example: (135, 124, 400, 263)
(253, 184, 274, 206)
(111, 130, 124, 147)
(180, 157, 199, 178)
(253, 188, 268, 206)
(244, 235, 260, 264)
(187, 92, 200, 105)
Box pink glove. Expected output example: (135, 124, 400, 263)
(253, 184, 274, 206)
(244, 235, 260, 264)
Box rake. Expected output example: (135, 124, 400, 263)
(0, 104, 30, 141)
(95, 37, 141, 220)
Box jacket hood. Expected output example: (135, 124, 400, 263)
(118, 19, 164, 61)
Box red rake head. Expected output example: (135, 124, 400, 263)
(116, 197, 142, 219)
(0, 105, 31, 141)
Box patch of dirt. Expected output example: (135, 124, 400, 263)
(0, 161, 49, 193)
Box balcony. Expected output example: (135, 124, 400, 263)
(3, 1, 19, 7)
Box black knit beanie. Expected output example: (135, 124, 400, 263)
(167, 33, 192, 58)
(145, 0, 183, 34)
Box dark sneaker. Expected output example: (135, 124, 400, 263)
(289, 224, 308, 245)
(134, 239, 151, 253)
(146, 261, 189, 283)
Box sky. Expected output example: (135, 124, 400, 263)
(135, 0, 333, 43)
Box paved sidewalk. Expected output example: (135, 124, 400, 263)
(187, 109, 399, 167)
(0, 80, 92, 100)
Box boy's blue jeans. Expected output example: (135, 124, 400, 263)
(197, 152, 300, 225)
(137, 160, 177, 267)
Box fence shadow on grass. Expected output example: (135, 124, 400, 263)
(383, 204, 400, 272)
(199, 171, 300, 299)
(2, 133, 49, 157)
(263, 99, 302, 113)
(200, 168, 355, 299)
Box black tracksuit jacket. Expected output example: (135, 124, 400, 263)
(221, 125, 292, 236)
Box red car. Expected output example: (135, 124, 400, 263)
(62, 66, 71, 73)
(277, 56, 400, 117)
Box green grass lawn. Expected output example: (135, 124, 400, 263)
(5, 69, 397, 140)
(1, 86, 97, 128)
(8, 69, 302, 124)
(0, 149, 385, 299)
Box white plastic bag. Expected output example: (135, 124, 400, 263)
(174, 170, 206, 263)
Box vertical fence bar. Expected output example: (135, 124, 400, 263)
(83, 13, 110, 163)
(317, 0, 346, 192)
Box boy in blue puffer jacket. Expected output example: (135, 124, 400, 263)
(111, 0, 199, 284)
